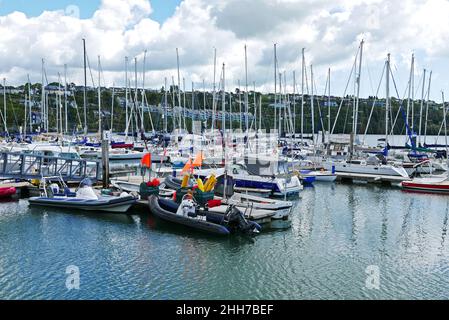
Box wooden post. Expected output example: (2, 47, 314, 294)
(102, 130, 110, 188)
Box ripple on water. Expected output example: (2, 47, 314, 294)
(1, 186, 449, 299)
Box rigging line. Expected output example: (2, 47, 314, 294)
(330, 44, 360, 135)
(362, 63, 386, 143)
(85, 54, 96, 88)
(388, 64, 409, 138)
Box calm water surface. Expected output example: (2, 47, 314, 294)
(1, 183, 449, 299)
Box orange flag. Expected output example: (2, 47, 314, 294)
(181, 158, 193, 174)
(192, 151, 204, 167)
(141, 153, 152, 168)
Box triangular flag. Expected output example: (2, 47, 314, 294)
(192, 151, 204, 167)
(141, 153, 151, 168)
(181, 158, 193, 173)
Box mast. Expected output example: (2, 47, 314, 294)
(164, 77, 168, 132)
(238, 79, 242, 131)
(328, 68, 331, 144)
(418, 69, 426, 145)
(222, 63, 228, 201)
(142, 50, 147, 131)
(41, 59, 45, 132)
(28, 74, 32, 133)
(176, 48, 182, 130)
(191, 81, 195, 132)
(301, 48, 305, 144)
(183, 77, 186, 130)
(274, 44, 277, 135)
(125, 56, 129, 138)
(82, 39, 87, 135)
(424, 71, 432, 144)
(310, 65, 314, 145)
(64, 64, 68, 134)
(293, 70, 296, 137)
(222, 63, 226, 161)
(353, 40, 363, 142)
(98, 56, 102, 135)
(385, 54, 390, 146)
(3, 78, 6, 134)
(211, 48, 217, 132)
(411, 54, 415, 131)
(244, 44, 249, 133)
(111, 84, 115, 132)
(442, 91, 448, 160)
(134, 57, 138, 137)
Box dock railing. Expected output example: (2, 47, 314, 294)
(0, 151, 101, 182)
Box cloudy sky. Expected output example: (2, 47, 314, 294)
(0, 0, 448, 101)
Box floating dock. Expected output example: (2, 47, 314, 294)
(336, 172, 410, 185)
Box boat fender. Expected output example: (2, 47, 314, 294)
(119, 192, 129, 197)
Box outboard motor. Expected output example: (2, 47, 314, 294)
(224, 205, 261, 235)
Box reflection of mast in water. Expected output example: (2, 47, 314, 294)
(348, 186, 358, 246)
(379, 191, 388, 257)
(439, 202, 449, 254)
(398, 197, 414, 253)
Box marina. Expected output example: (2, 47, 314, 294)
(1, 0, 449, 303)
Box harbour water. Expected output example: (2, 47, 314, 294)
(1, 182, 449, 299)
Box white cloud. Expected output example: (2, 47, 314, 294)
(0, 0, 448, 100)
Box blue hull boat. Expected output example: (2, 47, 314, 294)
(29, 195, 137, 213)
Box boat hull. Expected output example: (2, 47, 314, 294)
(28, 195, 136, 213)
(148, 195, 230, 235)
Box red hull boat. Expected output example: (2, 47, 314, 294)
(0, 187, 16, 198)
(401, 176, 449, 194)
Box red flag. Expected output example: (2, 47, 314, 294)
(141, 153, 151, 168)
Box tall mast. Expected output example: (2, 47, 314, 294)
(191, 81, 195, 132)
(134, 57, 138, 136)
(411, 54, 415, 131)
(279, 72, 282, 135)
(310, 65, 314, 145)
(222, 64, 226, 135)
(64, 64, 68, 134)
(125, 56, 129, 138)
(164, 77, 168, 132)
(301, 48, 305, 144)
(424, 71, 432, 144)
(253, 81, 256, 131)
(142, 50, 147, 131)
(293, 70, 296, 136)
(28, 74, 32, 133)
(328, 68, 331, 144)
(211, 48, 217, 132)
(82, 39, 87, 135)
(385, 54, 390, 146)
(183, 77, 186, 130)
(418, 69, 426, 146)
(222, 63, 228, 201)
(244, 45, 249, 133)
(238, 80, 242, 131)
(41, 59, 45, 132)
(353, 40, 363, 140)
(442, 91, 448, 160)
(3, 78, 7, 134)
(111, 84, 115, 132)
(274, 44, 278, 135)
(98, 56, 102, 135)
(176, 48, 182, 130)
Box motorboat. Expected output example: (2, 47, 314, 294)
(29, 178, 136, 213)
